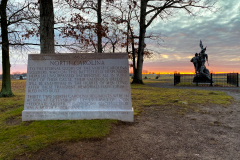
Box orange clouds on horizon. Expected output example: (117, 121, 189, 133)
(0, 63, 239, 75)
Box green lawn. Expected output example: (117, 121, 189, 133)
(0, 80, 117, 159)
(0, 79, 233, 159)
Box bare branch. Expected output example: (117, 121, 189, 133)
(8, 2, 30, 22)
(8, 16, 38, 26)
(146, 0, 217, 28)
(65, 0, 97, 12)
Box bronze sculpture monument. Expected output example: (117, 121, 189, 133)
(190, 40, 213, 83)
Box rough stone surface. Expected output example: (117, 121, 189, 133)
(22, 53, 133, 122)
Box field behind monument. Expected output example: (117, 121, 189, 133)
(139, 74, 240, 86)
(0, 79, 233, 159)
(130, 74, 174, 84)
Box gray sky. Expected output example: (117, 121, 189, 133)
(143, 0, 240, 73)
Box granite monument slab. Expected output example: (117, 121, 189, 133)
(22, 53, 134, 122)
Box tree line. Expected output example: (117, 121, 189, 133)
(0, 0, 218, 97)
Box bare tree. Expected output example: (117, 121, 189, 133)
(0, 0, 14, 97)
(62, 0, 119, 53)
(105, 26, 125, 53)
(109, 0, 156, 78)
(132, 0, 218, 84)
(64, 0, 105, 53)
(0, 0, 38, 97)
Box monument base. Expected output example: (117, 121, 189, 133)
(192, 83, 214, 85)
(22, 109, 134, 122)
(193, 74, 213, 83)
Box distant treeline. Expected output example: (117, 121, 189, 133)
(0, 73, 27, 80)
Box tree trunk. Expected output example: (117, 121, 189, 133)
(40, 0, 55, 54)
(132, 0, 147, 84)
(97, 0, 102, 53)
(126, 22, 129, 53)
(130, 28, 136, 79)
(0, 0, 14, 97)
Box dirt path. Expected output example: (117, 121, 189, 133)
(17, 84, 240, 160)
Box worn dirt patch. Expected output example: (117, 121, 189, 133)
(5, 117, 22, 126)
(16, 85, 240, 160)
(21, 121, 33, 126)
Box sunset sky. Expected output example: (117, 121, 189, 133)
(1, 0, 240, 74)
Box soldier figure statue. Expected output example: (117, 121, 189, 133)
(191, 53, 200, 74)
(190, 40, 213, 83)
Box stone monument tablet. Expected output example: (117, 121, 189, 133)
(22, 53, 134, 122)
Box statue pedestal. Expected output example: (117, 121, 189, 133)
(193, 74, 213, 84)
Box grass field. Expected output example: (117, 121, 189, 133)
(0, 79, 233, 159)
(130, 74, 174, 84)
(137, 74, 240, 87)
